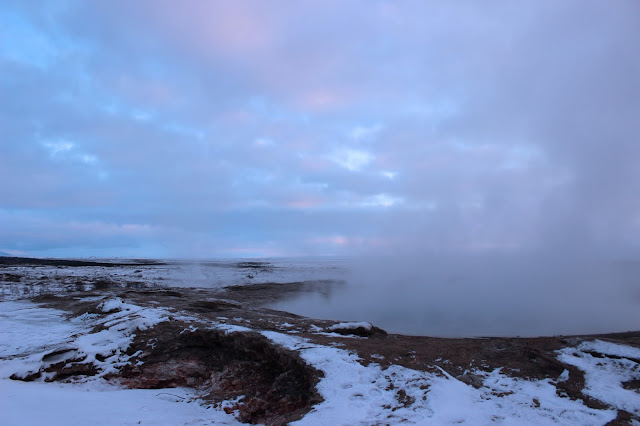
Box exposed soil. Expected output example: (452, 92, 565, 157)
(116, 323, 323, 425)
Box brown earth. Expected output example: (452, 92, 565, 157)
(116, 323, 323, 424)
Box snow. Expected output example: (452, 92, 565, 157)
(214, 323, 252, 334)
(263, 330, 619, 425)
(0, 258, 349, 301)
(0, 380, 239, 426)
(0, 300, 241, 426)
(98, 297, 125, 313)
(327, 321, 373, 331)
(0, 301, 89, 381)
(2, 297, 638, 425)
(557, 340, 640, 415)
(0, 301, 83, 358)
(0, 299, 166, 380)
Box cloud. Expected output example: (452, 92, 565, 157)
(330, 149, 374, 172)
(349, 124, 383, 143)
(362, 194, 403, 208)
(0, 0, 639, 259)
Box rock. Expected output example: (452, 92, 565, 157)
(326, 322, 387, 338)
(457, 373, 484, 389)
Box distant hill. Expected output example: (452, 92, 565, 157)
(0, 256, 166, 267)
(0, 251, 14, 257)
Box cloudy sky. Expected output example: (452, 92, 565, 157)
(1, 0, 639, 258)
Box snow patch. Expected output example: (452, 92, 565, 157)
(2, 298, 636, 425)
(557, 339, 640, 415)
(262, 330, 618, 425)
(0, 300, 241, 424)
(0, 379, 240, 425)
(98, 297, 125, 313)
(214, 323, 252, 334)
(2, 299, 170, 381)
(327, 321, 373, 331)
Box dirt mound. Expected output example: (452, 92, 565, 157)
(116, 322, 323, 425)
(327, 324, 387, 337)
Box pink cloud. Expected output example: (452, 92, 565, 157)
(308, 235, 348, 246)
(109, 74, 176, 108)
(286, 197, 324, 209)
(146, 1, 277, 58)
(130, 1, 365, 112)
(308, 235, 390, 249)
(294, 89, 346, 112)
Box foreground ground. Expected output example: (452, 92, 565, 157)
(1, 257, 639, 425)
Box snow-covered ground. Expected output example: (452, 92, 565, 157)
(0, 300, 241, 425)
(0, 258, 348, 301)
(264, 334, 631, 425)
(1, 380, 238, 426)
(1, 298, 638, 425)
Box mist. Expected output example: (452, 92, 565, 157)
(271, 248, 640, 336)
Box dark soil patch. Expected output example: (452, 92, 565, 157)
(224, 280, 345, 305)
(0, 273, 22, 282)
(190, 300, 242, 312)
(117, 322, 323, 425)
(328, 325, 387, 337)
(622, 379, 640, 392)
(44, 360, 98, 381)
(606, 410, 636, 425)
(93, 279, 117, 290)
(584, 350, 640, 365)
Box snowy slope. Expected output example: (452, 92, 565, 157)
(0, 301, 241, 426)
(2, 298, 638, 425)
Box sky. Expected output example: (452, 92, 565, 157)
(1, 0, 639, 259)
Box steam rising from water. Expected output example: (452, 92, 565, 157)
(272, 251, 640, 337)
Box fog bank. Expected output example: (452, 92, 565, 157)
(273, 249, 640, 337)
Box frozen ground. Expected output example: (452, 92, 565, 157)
(1, 258, 639, 424)
(1, 296, 639, 425)
(0, 301, 241, 426)
(3, 256, 638, 338)
(0, 257, 348, 301)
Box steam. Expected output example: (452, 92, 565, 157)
(274, 250, 640, 336)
